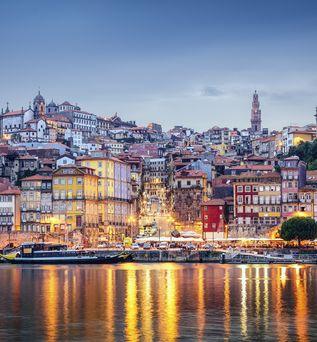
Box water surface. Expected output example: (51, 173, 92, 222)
(0, 263, 316, 341)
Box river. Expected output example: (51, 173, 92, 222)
(0, 263, 316, 341)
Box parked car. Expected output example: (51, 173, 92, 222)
(201, 243, 213, 250)
(185, 243, 196, 250)
(131, 243, 140, 250)
(115, 243, 124, 249)
(74, 244, 84, 250)
(143, 243, 151, 250)
(97, 243, 108, 248)
(158, 242, 169, 250)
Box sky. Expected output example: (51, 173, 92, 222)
(0, 0, 317, 132)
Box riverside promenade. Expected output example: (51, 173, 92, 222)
(93, 249, 317, 264)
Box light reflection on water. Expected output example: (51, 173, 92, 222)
(0, 263, 317, 341)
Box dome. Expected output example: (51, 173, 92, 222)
(34, 91, 45, 103)
(48, 99, 57, 107)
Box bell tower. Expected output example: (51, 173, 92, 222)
(250, 90, 262, 133)
(33, 91, 45, 119)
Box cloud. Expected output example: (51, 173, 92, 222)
(260, 88, 315, 102)
(201, 86, 223, 97)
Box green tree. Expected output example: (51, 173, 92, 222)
(308, 159, 317, 170)
(287, 139, 317, 164)
(280, 217, 317, 247)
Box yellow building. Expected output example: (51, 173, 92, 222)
(77, 150, 132, 242)
(52, 165, 99, 245)
(211, 143, 228, 156)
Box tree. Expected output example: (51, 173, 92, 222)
(308, 159, 317, 170)
(280, 217, 317, 247)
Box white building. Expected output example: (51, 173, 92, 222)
(65, 128, 83, 147)
(0, 108, 34, 138)
(56, 154, 76, 168)
(0, 187, 21, 232)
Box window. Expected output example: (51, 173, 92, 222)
(68, 178, 73, 185)
(245, 186, 251, 192)
(54, 178, 59, 185)
(237, 186, 243, 192)
(237, 195, 243, 204)
(60, 179, 65, 185)
(77, 178, 83, 185)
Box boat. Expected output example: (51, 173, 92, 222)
(0, 242, 133, 265)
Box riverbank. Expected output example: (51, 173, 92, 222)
(93, 249, 317, 264)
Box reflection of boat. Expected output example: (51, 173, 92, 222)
(1, 243, 133, 265)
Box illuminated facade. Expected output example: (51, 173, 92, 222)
(52, 165, 99, 244)
(173, 170, 208, 229)
(77, 151, 132, 241)
(20, 175, 52, 233)
(0, 188, 21, 232)
(234, 172, 282, 227)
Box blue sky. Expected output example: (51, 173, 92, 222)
(1, 0, 317, 131)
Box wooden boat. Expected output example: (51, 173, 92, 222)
(0, 242, 133, 265)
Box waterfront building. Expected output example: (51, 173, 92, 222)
(298, 186, 314, 218)
(20, 175, 52, 233)
(173, 169, 208, 231)
(0, 186, 21, 232)
(201, 199, 227, 239)
(280, 156, 306, 220)
(233, 172, 282, 228)
(142, 157, 169, 214)
(52, 165, 99, 244)
(77, 151, 132, 241)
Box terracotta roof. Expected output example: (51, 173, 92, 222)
(19, 154, 37, 160)
(235, 171, 280, 179)
(3, 110, 25, 117)
(175, 170, 207, 178)
(21, 175, 52, 181)
(19, 128, 37, 132)
(202, 199, 225, 206)
(0, 188, 21, 195)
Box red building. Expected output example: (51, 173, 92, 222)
(201, 199, 227, 239)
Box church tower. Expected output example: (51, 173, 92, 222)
(250, 90, 262, 133)
(33, 91, 45, 119)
